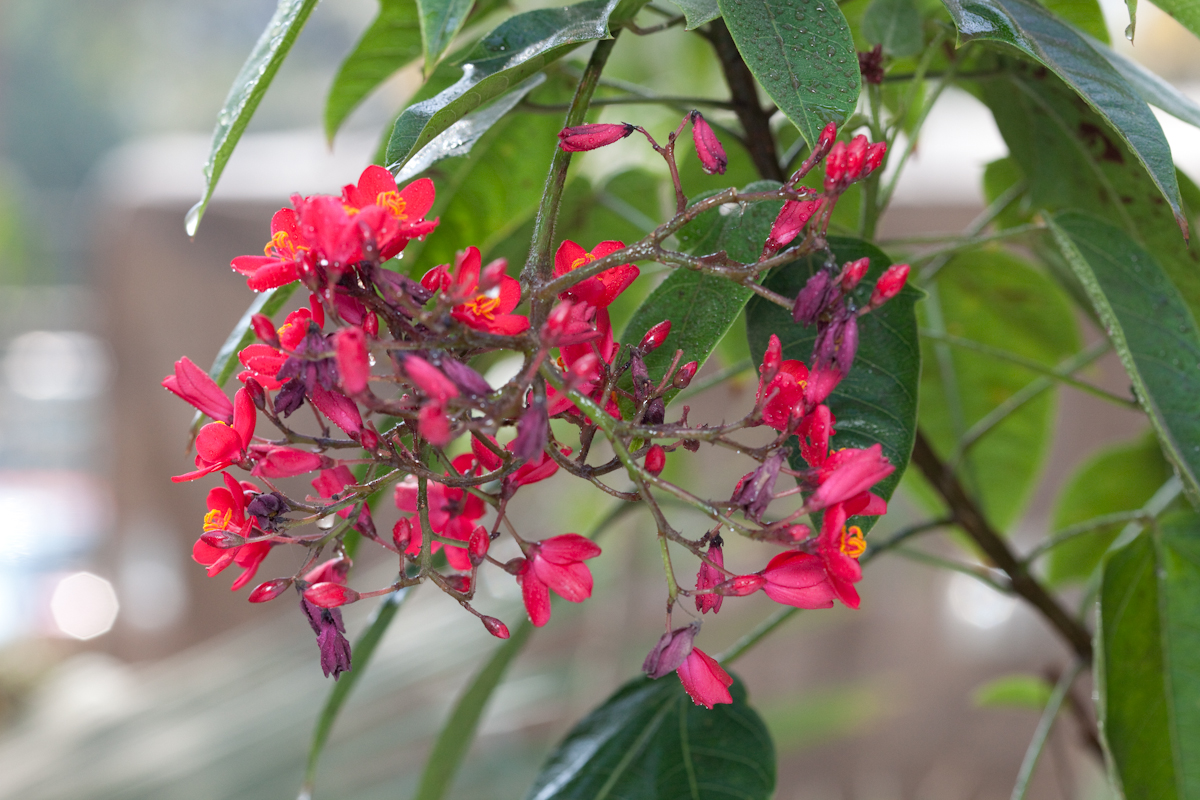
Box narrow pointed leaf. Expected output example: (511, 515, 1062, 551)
(325, 0, 423, 142)
(414, 621, 533, 800)
(717, 0, 860, 148)
(526, 673, 775, 800)
(1083, 33, 1200, 129)
(1049, 211, 1200, 504)
(419, 0, 476, 74)
(746, 238, 921, 533)
(187, 0, 319, 236)
(669, 0, 722, 29)
(1147, 0, 1200, 41)
(385, 0, 620, 171)
(943, 0, 1186, 235)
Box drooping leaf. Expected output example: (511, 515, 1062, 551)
(210, 283, 300, 388)
(973, 674, 1053, 710)
(526, 673, 775, 800)
(620, 181, 784, 398)
(918, 250, 1079, 532)
(186, 0, 320, 236)
(419, 0, 476, 74)
(863, 0, 924, 58)
(1046, 434, 1171, 585)
(1097, 512, 1200, 800)
(1147, 0, 1200, 42)
(325, 0, 423, 142)
(302, 588, 411, 795)
(1041, 0, 1109, 42)
(746, 237, 921, 534)
(716, 0, 861, 148)
(385, 0, 620, 171)
(414, 621, 534, 800)
(943, 0, 1186, 234)
(1049, 211, 1200, 505)
(669, 0, 722, 29)
(1082, 34, 1200, 129)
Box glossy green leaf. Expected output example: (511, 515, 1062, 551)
(1042, 0, 1109, 43)
(1047, 434, 1171, 585)
(1049, 211, 1200, 505)
(863, 0, 924, 57)
(1148, 0, 1200, 42)
(620, 181, 783, 397)
(419, 0, 476, 73)
(669, 0, 722, 29)
(210, 284, 299, 388)
(385, 0, 619, 171)
(1084, 34, 1200, 129)
(943, 0, 1186, 234)
(919, 250, 1079, 532)
(716, 0, 861, 148)
(973, 674, 1053, 709)
(1097, 513, 1200, 800)
(186, 0, 319, 236)
(746, 238, 921, 534)
(302, 588, 411, 795)
(415, 621, 534, 800)
(526, 673, 775, 800)
(325, 0, 423, 142)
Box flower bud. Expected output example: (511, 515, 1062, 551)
(642, 622, 699, 679)
(695, 540, 725, 614)
(868, 263, 910, 310)
(304, 582, 360, 608)
(335, 327, 370, 395)
(392, 517, 413, 552)
(824, 141, 849, 190)
(792, 269, 835, 326)
(482, 616, 511, 639)
(511, 399, 549, 461)
(441, 356, 493, 398)
(760, 334, 783, 386)
(565, 352, 600, 391)
(764, 198, 821, 256)
(689, 111, 727, 175)
(200, 529, 245, 549)
(715, 574, 766, 596)
(251, 313, 279, 347)
(244, 376, 266, 410)
(672, 361, 698, 389)
(645, 444, 666, 476)
(844, 135, 868, 179)
(643, 397, 665, 426)
(468, 525, 490, 567)
(360, 426, 380, 452)
(818, 122, 838, 154)
(839, 257, 870, 292)
(248, 578, 292, 603)
(363, 311, 379, 337)
(640, 320, 672, 352)
(865, 141, 887, 174)
(503, 557, 527, 575)
(813, 312, 859, 376)
(558, 123, 635, 152)
(444, 574, 471, 594)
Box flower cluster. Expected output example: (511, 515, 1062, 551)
(166, 116, 907, 704)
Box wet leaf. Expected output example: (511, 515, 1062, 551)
(863, 0, 924, 57)
(419, 0, 476, 73)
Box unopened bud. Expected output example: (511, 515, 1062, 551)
(392, 518, 413, 552)
(503, 557, 527, 575)
(468, 526, 490, 567)
(244, 377, 266, 410)
(444, 574, 471, 594)
(792, 270, 834, 326)
(643, 397, 665, 426)
(200, 530, 245, 549)
(715, 574, 766, 596)
(764, 198, 821, 256)
(640, 320, 671, 352)
(482, 615, 511, 639)
(844, 135, 868, 178)
(304, 582, 360, 608)
(672, 361, 698, 389)
(642, 623, 699, 679)
(760, 334, 783, 385)
(248, 577, 292, 603)
(363, 311, 379, 337)
(839, 257, 870, 292)
(558, 123, 635, 152)
(824, 141, 849, 191)
(818, 122, 838, 154)
(251, 313, 279, 347)
(360, 427, 380, 452)
(868, 263, 910, 309)
(689, 111, 727, 175)
(645, 444, 666, 476)
(865, 141, 887, 174)
(478, 258, 509, 291)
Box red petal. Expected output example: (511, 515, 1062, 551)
(398, 177, 435, 218)
(520, 570, 552, 626)
(554, 239, 589, 279)
(537, 533, 602, 563)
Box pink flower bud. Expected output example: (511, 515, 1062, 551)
(642, 622, 699, 679)
(336, 327, 371, 394)
(715, 574, 766, 596)
(360, 427, 380, 451)
(244, 377, 266, 410)
(818, 122, 838, 153)
(865, 141, 887, 174)
(844, 135, 868, 178)
(392, 518, 413, 552)
(824, 141, 849, 191)
(304, 582, 360, 608)
(251, 446, 327, 478)
(869, 263, 910, 309)
(645, 444, 666, 476)
(558, 123, 635, 152)
(482, 616, 511, 639)
(468, 525, 490, 567)
(251, 314, 279, 347)
(839, 257, 870, 292)
(672, 361, 698, 390)
(695, 540, 725, 614)
(640, 320, 671, 352)
(363, 311, 379, 337)
(689, 111, 727, 175)
(404, 355, 459, 402)
(764, 198, 821, 256)
(759, 334, 783, 386)
(444, 574, 471, 594)
(248, 578, 292, 603)
(200, 530, 244, 549)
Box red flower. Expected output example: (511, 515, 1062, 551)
(173, 388, 256, 482)
(808, 443, 893, 513)
(423, 247, 529, 335)
(816, 503, 867, 609)
(192, 472, 271, 591)
(759, 550, 836, 609)
(517, 534, 602, 627)
(676, 647, 733, 708)
(231, 207, 310, 292)
(695, 540, 725, 614)
(163, 356, 233, 423)
(757, 336, 809, 430)
(238, 307, 319, 390)
(393, 455, 486, 569)
(341, 166, 438, 259)
(250, 445, 326, 478)
(553, 239, 639, 310)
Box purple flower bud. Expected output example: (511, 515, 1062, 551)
(642, 622, 699, 679)
(732, 451, 785, 521)
(440, 356, 493, 398)
(813, 310, 858, 376)
(643, 397, 665, 426)
(558, 123, 635, 152)
(301, 598, 352, 679)
(274, 378, 306, 417)
(511, 399, 548, 461)
(690, 111, 727, 175)
(792, 269, 836, 326)
(630, 351, 652, 401)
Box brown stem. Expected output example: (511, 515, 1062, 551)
(911, 430, 1093, 660)
(708, 19, 784, 183)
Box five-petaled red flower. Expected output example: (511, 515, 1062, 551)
(517, 534, 602, 627)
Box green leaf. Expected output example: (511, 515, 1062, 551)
(973, 674, 1053, 710)
(863, 0, 924, 58)
(716, 0, 861, 148)
(669, 0, 722, 29)
(526, 673, 775, 800)
(746, 237, 921, 534)
(384, 0, 619, 171)
(325, 0, 423, 142)
(419, 0, 476, 74)
(302, 588, 411, 795)
(415, 620, 534, 800)
(1146, 0, 1200, 42)
(209, 284, 299, 388)
(1041, 0, 1109, 43)
(619, 181, 783, 398)
(186, 0, 320, 236)
(943, 0, 1186, 235)
(918, 250, 1080, 532)
(1049, 211, 1200, 505)
(1097, 513, 1200, 800)
(1047, 434, 1171, 585)
(1083, 34, 1200, 129)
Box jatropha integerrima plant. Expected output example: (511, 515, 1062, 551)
(165, 111, 908, 705)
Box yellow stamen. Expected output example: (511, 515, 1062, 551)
(840, 525, 866, 559)
(569, 253, 595, 271)
(376, 190, 408, 220)
(203, 509, 233, 533)
(462, 294, 502, 320)
(263, 230, 307, 259)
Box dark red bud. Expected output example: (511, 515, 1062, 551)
(248, 578, 292, 603)
(244, 377, 266, 410)
(672, 361, 698, 390)
(444, 574, 471, 594)
(200, 530, 244, 549)
(689, 111, 727, 175)
(503, 557, 527, 575)
(640, 320, 672, 352)
(839, 257, 870, 292)
(818, 122, 838, 153)
(303, 582, 360, 608)
(468, 526, 490, 567)
(482, 616, 511, 639)
(360, 427, 380, 452)
(645, 444, 666, 476)
(869, 263, 910, 309)
(764, 198, 821, 256)
(715, 574, 766, 596)
(363, 312, 379, 338)
(865, 141, 887, 174)
(558, 123, 635, 152)
(251, 313, 279, 347)
(392, 518, 413, 552)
